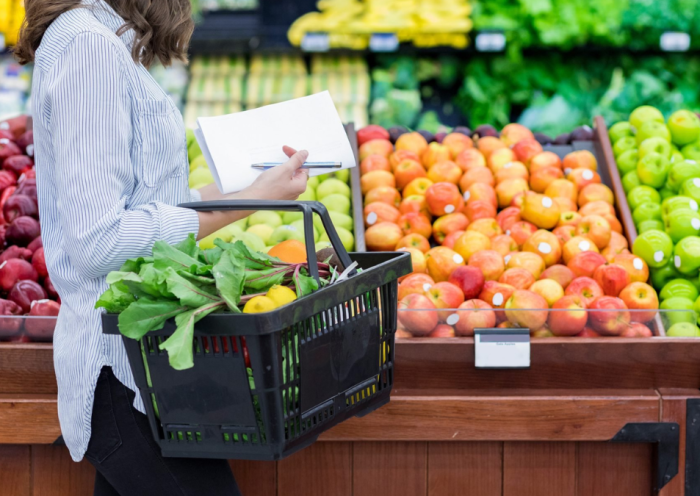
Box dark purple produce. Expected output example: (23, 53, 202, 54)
(473, 124, 498, 138)
(416, 130, 435, 143)
(554, 133, 571, 145)
(4, 194, 37, 223)
(570, 125, 595, 141)
(434, 132, 447, 143)
(14, 177, 36, 201)
(0, 298, 23, 335)
(534, 133, 554, 145)
(452, 126, 472, 136)
(6, 216, 41, 247)
(9, 280, 47, 313)
(388, 126, 408, 143)
(0, 246, 33, 264)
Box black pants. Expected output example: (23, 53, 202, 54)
(85, 366, 242, 496)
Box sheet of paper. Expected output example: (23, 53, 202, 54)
(195, 91, 356, 194)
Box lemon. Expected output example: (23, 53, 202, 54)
(243, 296, 277, 314)
(266, 285, 297, 307)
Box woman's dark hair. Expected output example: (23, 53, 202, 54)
(15, 0, 194, 67)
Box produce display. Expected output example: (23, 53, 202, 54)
(609, 105, 700, 336)
(287, 0, 473, 50)
(0, 115, 61, 342)
(357, 122, 662, 339)
(186, 127, 356, 253)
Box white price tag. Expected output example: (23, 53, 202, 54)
(660, 32, 691, 52)
(475, 32, 506, 52)
(475, 329, 530, 368)
(370, 33, 399, 52)
(301, 33, 330, 52)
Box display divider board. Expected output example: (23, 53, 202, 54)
(344, 123, 366, 251)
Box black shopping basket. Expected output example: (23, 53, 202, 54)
(102, 200, 411, 460)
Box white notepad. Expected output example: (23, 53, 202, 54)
(194, 91, 356, 194)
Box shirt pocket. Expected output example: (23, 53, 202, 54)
(134, 97, 186, 188)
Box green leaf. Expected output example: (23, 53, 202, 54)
(138, 263, 173, 298)
(152, 240, 205, 274)
(212, 250, 245, 311)
(118, 299, 187, 340)
(173, 233, 199, 258)
(294, 269, 318, 298)
(177, 271, 216, 286)
(216, 239, 278, 270)
(119, 256, 153, 274)
(163, 267, 221, 308)
(95, 284, 135, 313)
(105, 271, 156, 298)
(244, 267, 286, 293)
(200, 247, 223, 266)
(159, 301, 223, 370)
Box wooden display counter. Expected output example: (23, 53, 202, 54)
(2, 339, 700, 496)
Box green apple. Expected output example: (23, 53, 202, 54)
(315, 241, 333, 251)
(189, 154, 208, 172)
(282, 211, 303, 225)
(268, 224, 306, 245)
(616, 149, 639, 175)
(651, 259, 682, 290)
(633, 203, 663, 226)
(219, 223, 244, 240)
(638, 219, 665, 233)
(246, 224, 274, 245)
(638, 137, 672, 159)
(319, 226, 355, 252)
(186, 128, 196, 149)
(668, 109, 700, 146)
(318, 169, 350, 183)
(290, 219, 320, 241)
(187, 138, 203, 162)
(630, 106, 665, 132)
(671, 151, 686, 164)
(329, 211, 354, 231)
(316, 178, 351, 200)
(695, 295, 700, 323)
(632, 229, 674, 268)
(674, 236, 700, 275)
(637, 153, 670, 188)
(188, 167, 214, 188)
(312, 213, 324, 234)
(680, 177, 700, 203)
(233, 231, 267, 253)
(666, 322, 699, 337)
(609, 121, 635, 143)
(198, 224, 243, 250)
(307, 176, 320, 190)
(667, 160, 700, 192)
(622, 171, 642, 193)
(613, 136, 638, 157)
(660, 187, 675, 200)
(636, 121, 671, 144)
(320, 193, 351, 214)
(660, 279, 699, 302)
(248, 210, 282, 229)
(233, 217, 248, 230)
(681, 142, 700, 161)
(661, 297, 696, 326)
(628, 186, 661, 210)
(663, 196, 699, 218)
(665, 208, 700, 243)
(297, 187, 316, 202)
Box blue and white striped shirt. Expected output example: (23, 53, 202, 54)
(32, 0, 200, 461)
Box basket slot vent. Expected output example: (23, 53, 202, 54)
(166, 429, 203, 443)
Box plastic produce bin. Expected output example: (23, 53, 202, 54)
(0, 315, 57, 342)
(102, 200, 411, 460)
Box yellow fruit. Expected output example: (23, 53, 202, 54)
(266, 285, 297, 307)
(189, 155, 208, 172)
(189, 167, 214, 188)
(243, 296, 277, 314)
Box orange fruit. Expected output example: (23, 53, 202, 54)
(268, 240, 307, 263)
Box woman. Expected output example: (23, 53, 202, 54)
(15, 1, 309, 494)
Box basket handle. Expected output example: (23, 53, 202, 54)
(178, 200, 356, 287)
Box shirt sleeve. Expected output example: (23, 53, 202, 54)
(47, 32, 199, 280)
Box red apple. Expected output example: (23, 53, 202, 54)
(468, 249, 505, 281)
(425, 282, 465, 322)
(528, 279, 565, 307)
(618, 282, 658, 323)
(539, 264, 576, 289)
(593, 263, 630, 297)
(621, 322, 653, 338)
(448, 265, 485, 300)
(425, 246, 465, 282)
(565, 276, 604, 307)
(396, 233, 431, 254)
(365, 222, 403, 251)
(588, 296, 630, 336)
(499, 268, 535, 289)
(454, 299, 496, 336)
(398, 294, 439, 336)
(505, 289, 549, 329)
(442, 230, 466, 249)
(398, 273, 435, 301)
(427, 324, 456, 338)
(496, 206, 521, 231)
(566, 251, 607, 278)
(548, 295, 588, 336)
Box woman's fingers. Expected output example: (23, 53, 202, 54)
(283, 150, 309, 173)
(282, 145, 298, 158)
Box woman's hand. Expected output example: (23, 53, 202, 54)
(195, 146, 310, 240)
(244, 146, 309, 201)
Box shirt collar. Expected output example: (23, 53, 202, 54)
(82, 0, 135, 51)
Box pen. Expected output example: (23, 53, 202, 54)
(251, 161, 342, 170)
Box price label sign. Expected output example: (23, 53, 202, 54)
(370, 33, 399, 52)
(660, 32, 691, 52)
(301, 32, 330, 52)
(474, 328, 530, 369)
(475, 31, 506, 52)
